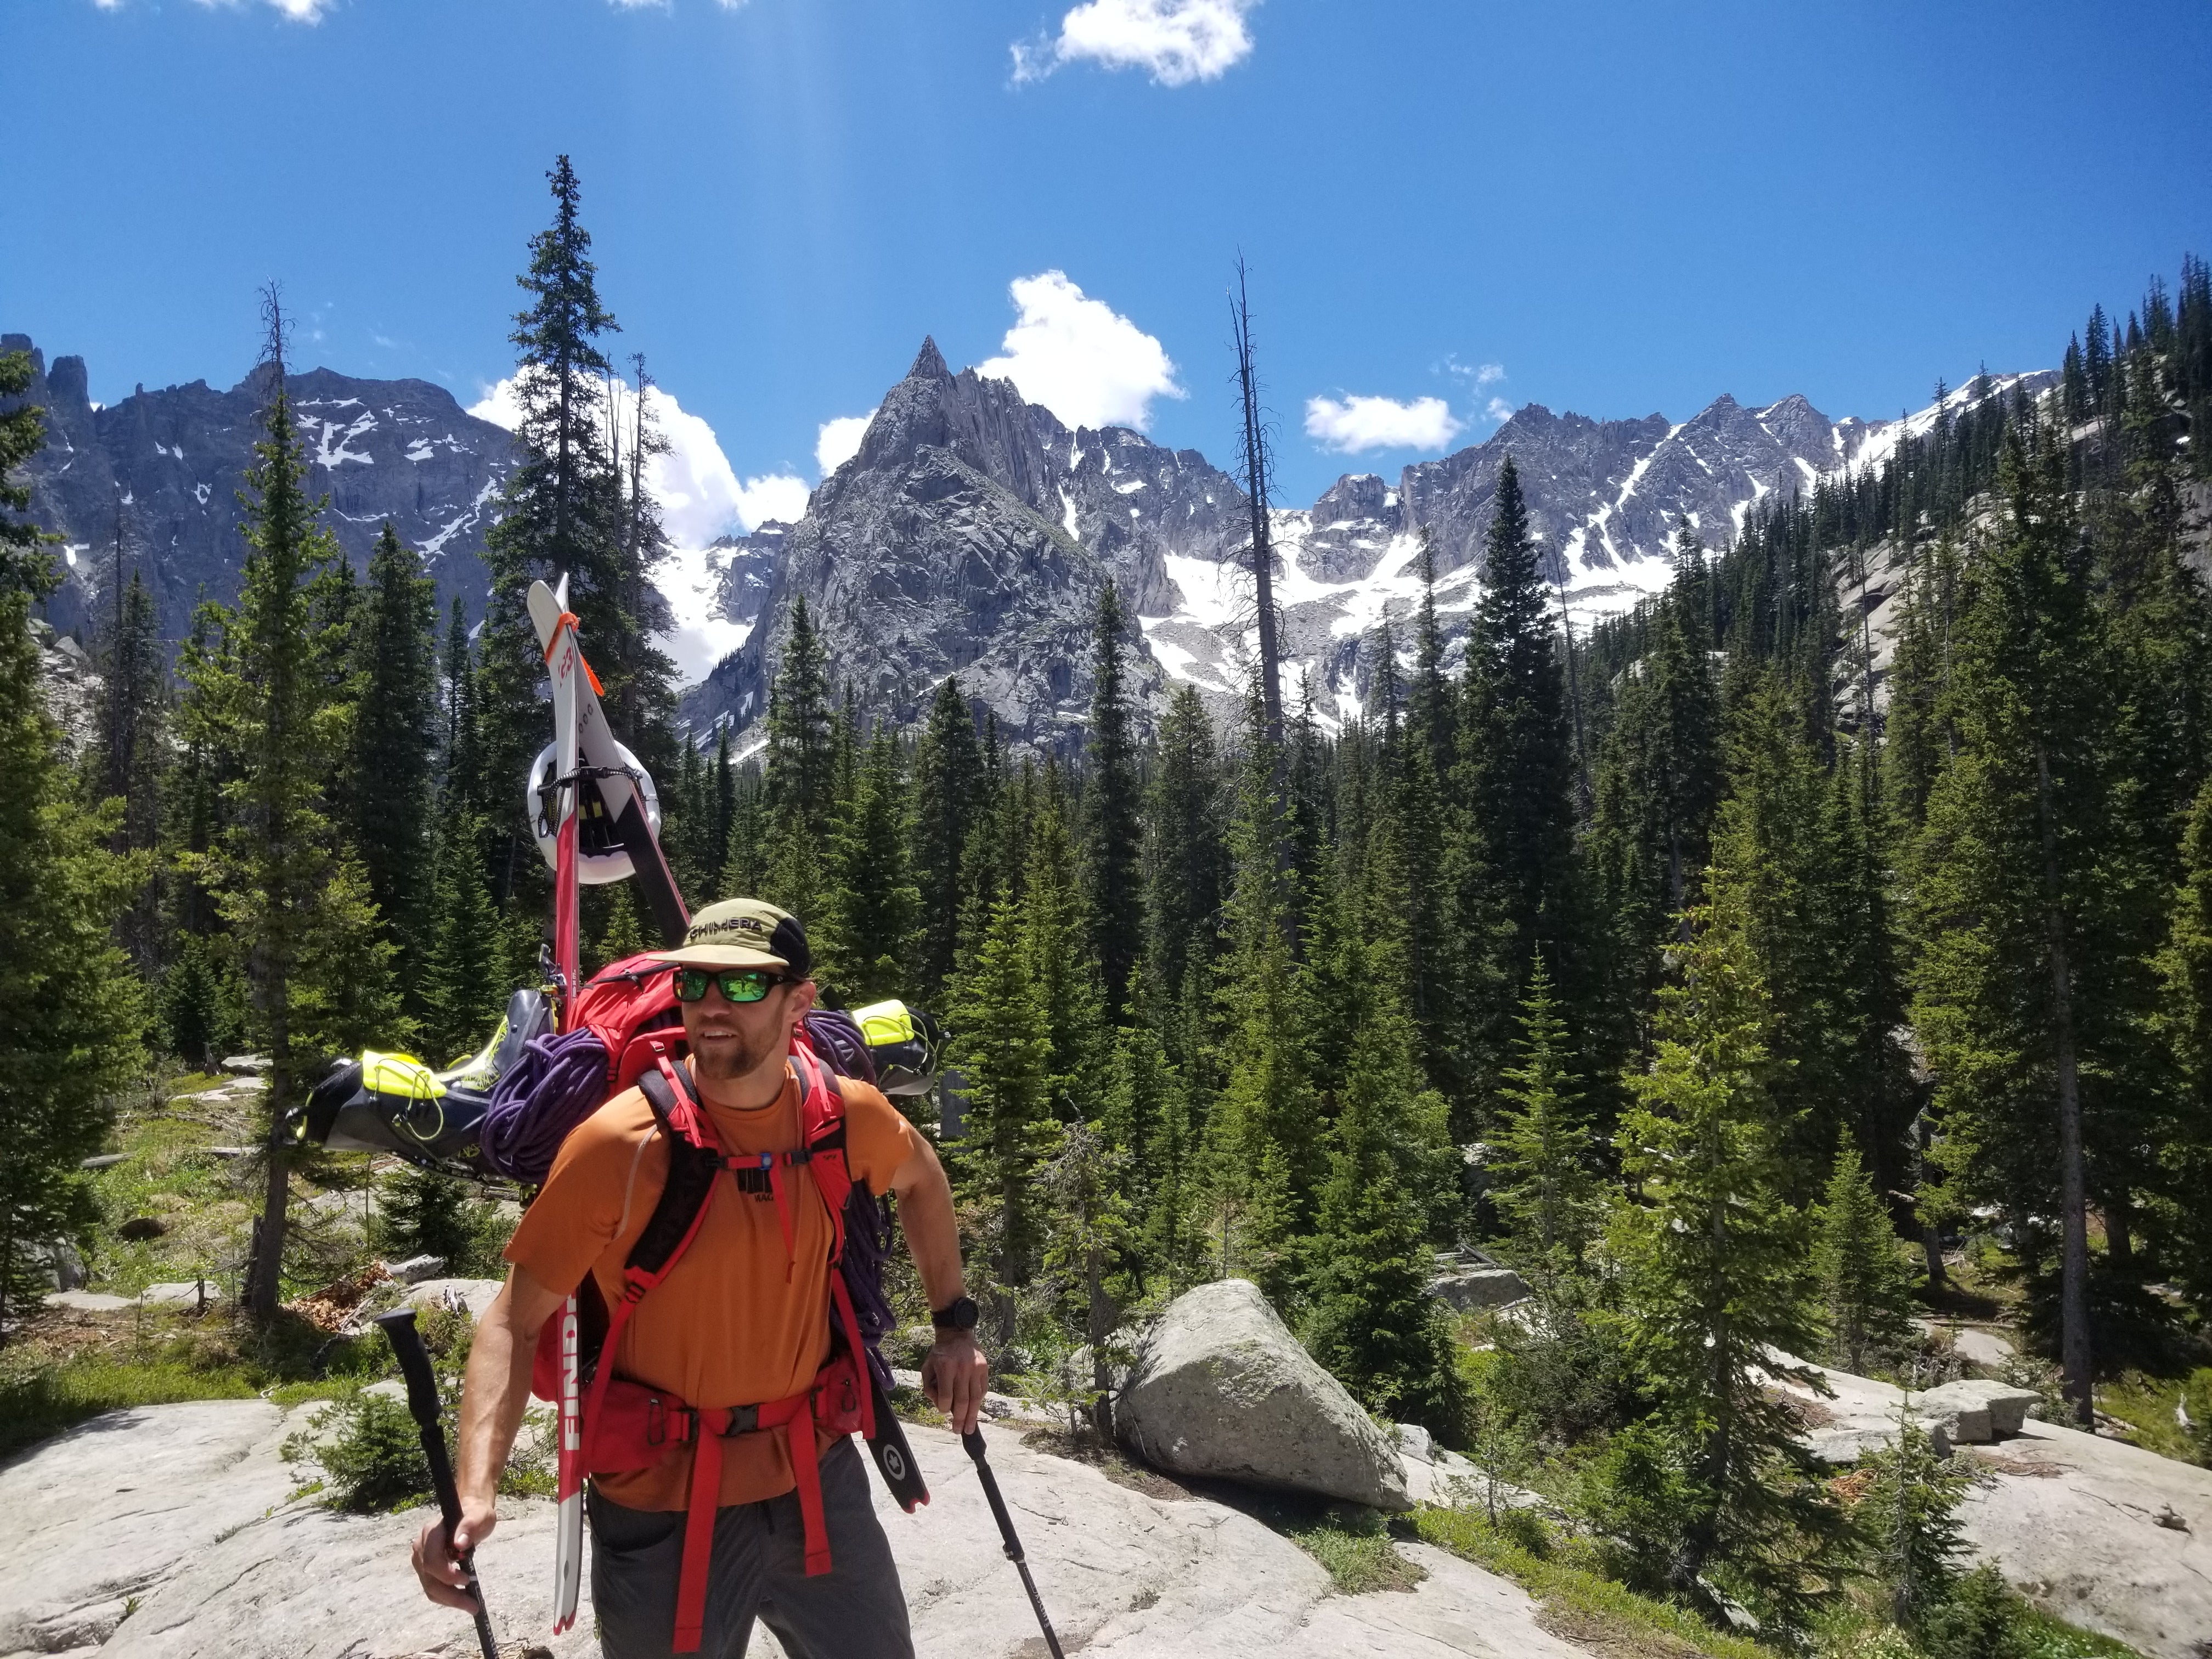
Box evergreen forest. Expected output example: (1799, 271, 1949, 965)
(5, 161, 2211, 1655)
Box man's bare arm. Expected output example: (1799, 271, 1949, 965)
(888, 1132, 990, 1434)
(411, 1262, 566, 1610)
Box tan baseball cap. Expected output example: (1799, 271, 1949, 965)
(654, 897, 814, 978)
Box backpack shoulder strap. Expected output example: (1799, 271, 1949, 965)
(629, 1064, 723, 1284)
(791, 1048, 855, 1261)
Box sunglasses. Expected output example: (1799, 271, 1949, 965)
(672, 967, 791, 1005)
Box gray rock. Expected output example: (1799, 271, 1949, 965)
(80, 1153, 129, 1170)
(402, 1277, 505, 1318)
(44, 1289, 134, 1313)
(139, 1279, 223, 1308)
(1391, 1423, 1435, 1463)
(382, 1254, 447, 1284)
(1116, 1279, 1410, 1511)
(221, 1054, 271, 1075)
(1428, 1265, 1530, 1312)
(27, 1238, 87, 1290)
(1, 1398, 1595, 1659)
(1917, 1379, 2042, 1440)
(1953, 1327, 2018, 1369)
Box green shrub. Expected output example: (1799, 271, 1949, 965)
(284, 1389, 432, 1513)
(1575, 1420, 1701, 1594)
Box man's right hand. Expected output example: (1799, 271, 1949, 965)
(412, 1499, 497, 1610)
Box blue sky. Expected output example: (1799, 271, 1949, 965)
(5, 0, 2209, 530)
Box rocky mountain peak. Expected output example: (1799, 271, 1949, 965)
(907, 335, 950, 381)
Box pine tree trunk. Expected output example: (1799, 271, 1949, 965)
(2034, 741, 2095, 1426)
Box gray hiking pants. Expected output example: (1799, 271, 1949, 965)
(588, 1437, 915, 1659)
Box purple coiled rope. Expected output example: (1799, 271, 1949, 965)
(479, 1026, 612, 1184)
(840, 1184, 899, 1391)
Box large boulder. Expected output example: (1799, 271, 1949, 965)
(1427, 1250, 1529, 1313)
(1116, 1279, 1410, 1510)
(1914, 1379, 2042, 1443)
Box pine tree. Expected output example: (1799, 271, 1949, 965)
(1082, 584, 1144, 1019)
(1039, 1120, 1134, 1437)
(1209, 682, 1321, 1255)
(373, 1166, 483, 1275)
(1857, 1413, 1978, 1634)
(1909, 428, 2159, 1422)
(2153, 780, 2212, 1320)
(593, 882, 647, 973)
(92, 567, 169, 968)
(761, 597, 836, 921)
(1448, 455, 1590, 1120)
(1022, 766, 1107, 1127)
(476, 156, 625, 902)
(184, 294, 379, 1320)
(0, 580, 149, 1338)
(1142, 681, 1227, 1037)
(0, 348, 59, 597)
(819, 726, 920, 1003)
(1814, 1133, 1918, 1374)
(1304, 827, 1466, 1437)
(950, 890, 1059, 1347)
(910, 675, 985, 1003)
(1612, 892, 1842, 1612)
(1589, 535, 1724, 1010)
(438, 596, 478, 806)
(1713, 670, 1915, 1197)
(416, 817, 503, 1064)
(351, 522, 440, 962)
(1488, 955, 1602, 1282)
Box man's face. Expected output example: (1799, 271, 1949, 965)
(681, 972, 810, 1081)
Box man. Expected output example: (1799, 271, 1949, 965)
(412, 898, 989, 1658)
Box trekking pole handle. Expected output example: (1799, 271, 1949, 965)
(375, 1310, 500, 1659)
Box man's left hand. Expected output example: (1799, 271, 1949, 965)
(922, 1331, 989, 1434)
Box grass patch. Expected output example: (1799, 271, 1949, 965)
(164, 1071, 233, 1101)
(1284, 1509, 1425, 1595)
(1414, 1506, 1768, 1659)
(2096, 1369, 2212, 1467)
(0, 1353, 258, 1462)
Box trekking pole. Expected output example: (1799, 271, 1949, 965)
(376, 1310, 500, 1659)
(962, 1429, 1066, 1659)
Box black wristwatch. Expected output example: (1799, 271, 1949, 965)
(930, 1294, 979, 1333)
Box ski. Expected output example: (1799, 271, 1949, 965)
(525, 579, 690, 949)
(537, 578, 588, 1637)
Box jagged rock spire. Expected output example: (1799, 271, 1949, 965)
(908, 336, 950, 380)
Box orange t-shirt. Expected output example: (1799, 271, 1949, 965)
(504, 1061, 918, 1511)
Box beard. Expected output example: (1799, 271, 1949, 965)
(690, 1024, 774, 1081)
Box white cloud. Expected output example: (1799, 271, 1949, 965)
(1303, 393, 1463, 454)
(1013, 0, 1257, 87)
(183, 0, 342, 19)
(815, 410, 876, 475)
(467, 375, 808, 540)
(976, 271, 1183, 432)
(1474, 363, 1506, 387)
(1486, 396, 1516, 424)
